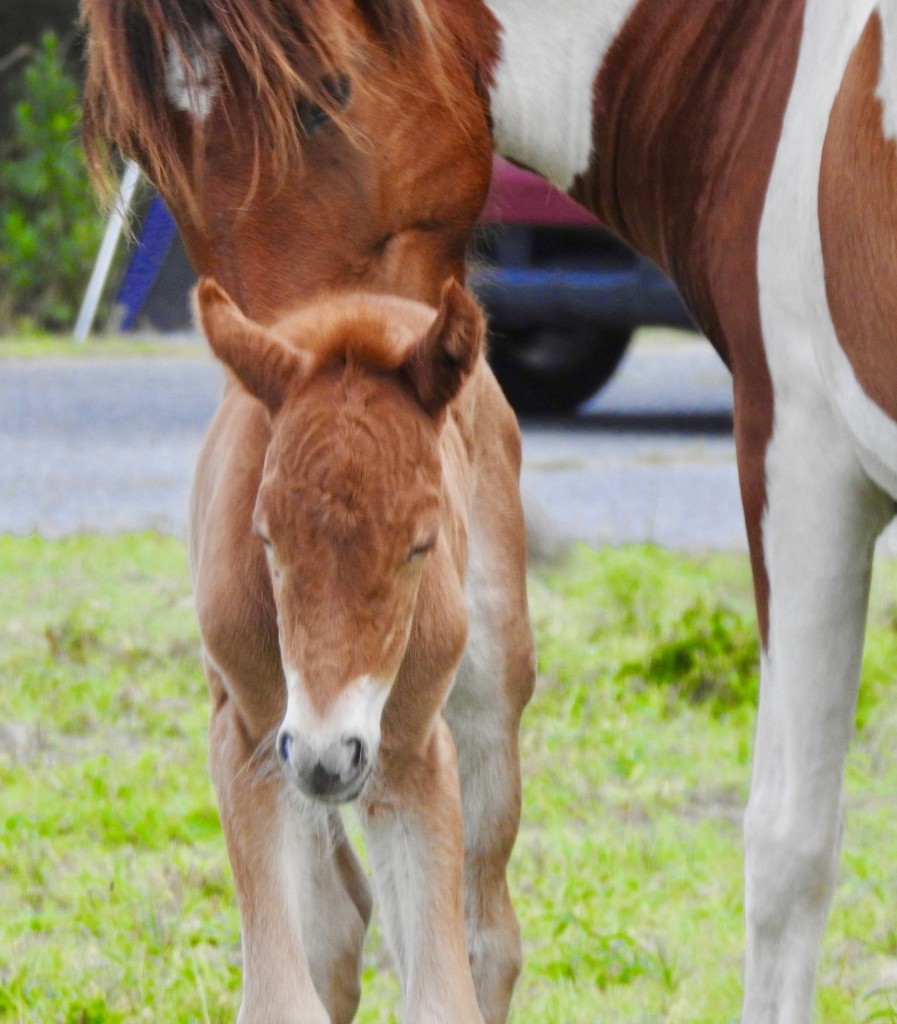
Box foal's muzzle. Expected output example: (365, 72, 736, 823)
(277, 728, 370, 802)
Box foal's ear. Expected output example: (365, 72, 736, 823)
(194, 278, 307, 413)
(402, 280, 485, 416)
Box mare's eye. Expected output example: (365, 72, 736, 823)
(296, 72, 351, 137)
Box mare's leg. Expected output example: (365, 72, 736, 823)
(444, 510, 535, 1024)
(735, 392, 891, 1024)
(361, 718, 484, 1024)
(206, 660, 371, 1024)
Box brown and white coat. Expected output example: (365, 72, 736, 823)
(81, 1, 897, 1021)
(486, 4, 897, 1020)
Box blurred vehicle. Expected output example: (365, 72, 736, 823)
(111, 158, 692, 415)
(473, 158, 693, 414)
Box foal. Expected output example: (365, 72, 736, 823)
(190, 278, 534, 1024)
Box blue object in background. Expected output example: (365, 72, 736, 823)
(115, 196, 179, 329)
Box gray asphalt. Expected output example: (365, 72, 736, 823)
(0, 353, 221, 537)
(524, 332, 741, 550)
(0, 332, 750, 549)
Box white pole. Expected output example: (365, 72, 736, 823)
(73, 159, 142, 342)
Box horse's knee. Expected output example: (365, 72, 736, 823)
(320, 963, 363, 1024)
(305, 912, 365, 1024)
(468, 895, 522, 1024)
(743, 796, 841, 937)
(304, 861, 370, 1024)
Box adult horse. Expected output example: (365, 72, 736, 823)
(83, 1, 897, 1021)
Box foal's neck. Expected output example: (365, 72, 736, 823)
(482, 0, 640, 190)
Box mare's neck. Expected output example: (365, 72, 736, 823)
(482, 0, 640, 190)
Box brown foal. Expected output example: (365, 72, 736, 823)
(190, 278, 534, 1024)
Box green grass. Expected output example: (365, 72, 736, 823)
(3, 534, 897, 1022)
(0, 335, 205, 360)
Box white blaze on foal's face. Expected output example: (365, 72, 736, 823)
(277, 669, 392, 801)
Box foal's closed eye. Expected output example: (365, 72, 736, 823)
(254, 529, 283, 578)
(408, 533, 438, 562)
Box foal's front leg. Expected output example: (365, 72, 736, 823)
(445, 512, 535, 1024)
(361, 717, 484, 1024)
(206, 662, 370, 1024)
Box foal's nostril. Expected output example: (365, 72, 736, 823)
(347, 736, 365, 771)
(277, 730, 293, 766)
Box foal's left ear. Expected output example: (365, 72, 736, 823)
(402, 279, 485, 416)
(194, 278, 308, 413)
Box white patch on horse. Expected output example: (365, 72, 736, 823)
(760, 0, 897, 497)
(446, 525, 521, 1009)
(446, 528, 511, 860)
(282, 668, 390, 761)
(164, 27, 222, 121)
(752, 0, 895, 1017)
(362, 811, 424, 1005)
(876, 1, 897, 140)
(360, 786, 483, 1021)
(484, 0, 640, 190)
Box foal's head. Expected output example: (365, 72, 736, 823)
(196, 278, 484, 802)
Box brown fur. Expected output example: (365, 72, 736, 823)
(85, 1, 897, 1020)
(581, 0, 805, 645)
(191, 279, 533, 1022)
(820, 10, 897, 423)
(80, 0, 500, 323)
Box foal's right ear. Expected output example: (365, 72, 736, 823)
(194, 278, 307, 413)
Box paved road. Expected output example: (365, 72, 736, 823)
(0, 351, 221, 538)
(524, 333, 740, 550)
(0, 332, 747, 548)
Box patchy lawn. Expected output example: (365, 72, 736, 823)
(2, 534, 897, 1022)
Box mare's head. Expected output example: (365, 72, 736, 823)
(82, 0, 499, 322)
(196, 277, 484, 801)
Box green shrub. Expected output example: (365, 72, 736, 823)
(0, 33, 104, 333)
(628, 598, 760, 715)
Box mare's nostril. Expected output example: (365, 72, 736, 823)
(278, 730, 293, 766)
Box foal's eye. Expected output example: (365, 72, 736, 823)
(407, 535, 437, 563)
(254, 531, 276, 559)
(256, 536, 282, 582)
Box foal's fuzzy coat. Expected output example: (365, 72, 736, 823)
(190, 279, 534, 1024)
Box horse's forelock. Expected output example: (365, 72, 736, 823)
(279, 295, 436, 379)
(81, 0, 466, 202)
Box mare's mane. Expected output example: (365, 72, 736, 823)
(80, 0, 458, 197)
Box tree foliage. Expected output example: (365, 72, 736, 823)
(0, 33, 103, 333)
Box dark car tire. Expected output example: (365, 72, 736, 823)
(487, 323, 632, 415)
